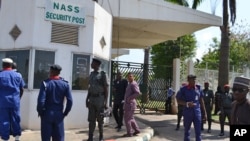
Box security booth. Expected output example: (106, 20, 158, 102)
(0, 0, 221, 130)
(0, 0, 112, 129)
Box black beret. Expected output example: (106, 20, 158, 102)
(50, 64, 62, 71)
(92, 58, 101, 65)
(187, 74, 196, 79)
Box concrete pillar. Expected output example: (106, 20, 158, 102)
(187, 59, 194, 75)
(172, 58, 180, 114)
(245, 67, 250, 78)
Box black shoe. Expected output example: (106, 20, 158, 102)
(201, 128, 204, 131)
(133, 131, 140, 136)
(99, 134, 104, 141)
(122, 134, 133, 137)
(87, 139, 93, 141)
(117, 127, 121, 132)
(207, 129, 211, 133)
(219, 133, 224, 136)
(175, 127, 179, 131)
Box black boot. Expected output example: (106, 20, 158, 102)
(175, 124, 180, 130)
(87, 134, 93, 141)
(99, 133, 104, 141)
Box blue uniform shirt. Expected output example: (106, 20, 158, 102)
(37, 78, 73, 116)
(0, 69, 25, 108)
(176, 85, 204, 116)
(167, 88, 175, 98)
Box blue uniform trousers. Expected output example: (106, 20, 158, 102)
(40, 110, 64, 141)
(183, 110, 202, 141)
(0, 108, 21, 140)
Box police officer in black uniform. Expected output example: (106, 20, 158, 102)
(218, 84, 233, 136)
(201, 82, 214, 133)
(86, 58, 109, 141)
(112, 71, 127, 132)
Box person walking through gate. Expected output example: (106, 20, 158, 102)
(165, 85, 175, 114)
(218, 84, 233, 136)
(231, 76, 250, 125)
(214, 86, 222, 115)
(176, 74, 207, 141)
(175, 82, 187, 131)
(0, 58, 25, 141)
(86, 58, 109, 141)
(36, 64, 73, 141)
(123, 72, 141, 137)
(201, 82, 214, 133)
(112, 71, 128, 132)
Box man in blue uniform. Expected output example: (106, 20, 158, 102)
(175, 82, 187, 131)
(176, 74, 207, 141)
(165, 85, 175, 114)
(112, 71, 127, 132)
(37, 64, 73, 141)
(86, 58, 109, 141)
(0, 58, 25, 141)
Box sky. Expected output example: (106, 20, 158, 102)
(113, 0, 250, 63)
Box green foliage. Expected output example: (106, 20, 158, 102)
(165, 0, 204, 9)
(195, 22, 250, 72)
(151, 34, 197, 79)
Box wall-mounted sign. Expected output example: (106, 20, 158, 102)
(45, 0, 85, 26)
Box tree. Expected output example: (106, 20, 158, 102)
(196, 22, 250, 72)
(165, 0, 204, 9)
(218, 0, 236, 87)
(149, 0, 203, 80)
(167, 0, 237, 87)
(195, 37, 220, 69)
(151, 35, 197, 79)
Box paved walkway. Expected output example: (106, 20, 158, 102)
(8, 112, 153, 141)
(6, 110, 230, 141)
(135, 110, 230, 141)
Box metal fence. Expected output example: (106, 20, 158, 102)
(110, 60, 245, 114)
(180, 67, 244, 92)
(111, 61, 172, 114)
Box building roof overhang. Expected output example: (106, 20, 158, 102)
(100, 0, 221, 49)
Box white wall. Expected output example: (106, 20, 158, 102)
(1, 0, 112, 130)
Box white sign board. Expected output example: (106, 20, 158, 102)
(45, 0, 85, 26)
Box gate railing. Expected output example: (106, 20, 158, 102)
(111, 61, 172, 114)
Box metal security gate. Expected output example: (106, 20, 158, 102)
(111, 61, 172, 114)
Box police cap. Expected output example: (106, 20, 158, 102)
(50, 64, 62, 71)
(2, 58, 13, 64)
(92, 58, 101, 65)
